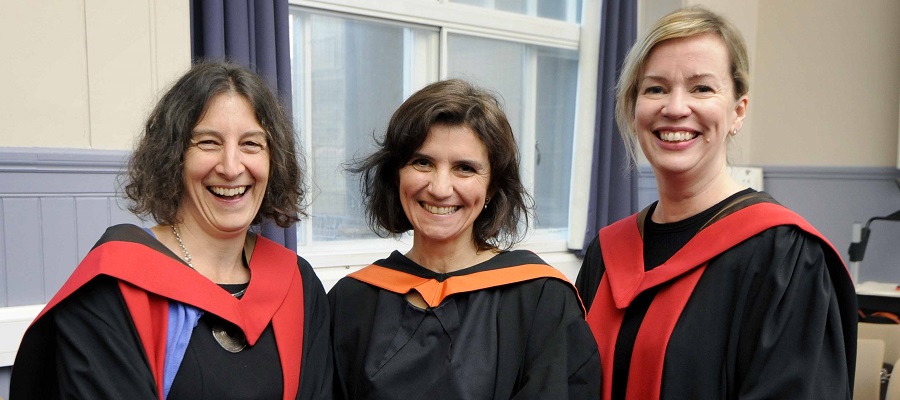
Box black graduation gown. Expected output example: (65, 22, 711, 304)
(576, 193, 857, 400)
(10, 224, 333, 400)
(329, 250, 601, 400)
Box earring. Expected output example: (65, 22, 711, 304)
(484, 198, 490, 210)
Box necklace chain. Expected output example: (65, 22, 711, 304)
(171, 225, 246, 298)
(171, 224, 194, 269)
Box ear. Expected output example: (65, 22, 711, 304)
(732, 95, 749, 133)
(487, 186, 497, 200)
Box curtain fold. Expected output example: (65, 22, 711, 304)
(190, 0, 297, 250)
(581, 0, 639, 252)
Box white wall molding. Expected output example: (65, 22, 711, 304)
(0, 305, 43, 367)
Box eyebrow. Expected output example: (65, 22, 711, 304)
(409, 151, 488, 170)
(641, 72, 720, 84)
(191, 129, 267, 137)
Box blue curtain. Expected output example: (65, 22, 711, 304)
(581, 0, 639, 251)
(190, 0, 297, 250)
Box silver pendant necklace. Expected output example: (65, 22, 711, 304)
(171, 224, 248, 352)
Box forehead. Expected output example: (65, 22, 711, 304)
(193, 92, 265, 131)
(643, 33, 731, 77)
(419, 124, 488, 155)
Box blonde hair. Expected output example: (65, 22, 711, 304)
(615, 6, 749, 167)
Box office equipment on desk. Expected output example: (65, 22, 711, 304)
(850, 178, 900, 313)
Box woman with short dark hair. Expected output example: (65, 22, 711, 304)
(330, 79, 600, 399)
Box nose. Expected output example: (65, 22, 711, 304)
(427, 169, 453, 199)
(214, 145, 245, 179)
(661, 89, 691, 119)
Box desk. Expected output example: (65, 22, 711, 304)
(858, 281, 900, 316)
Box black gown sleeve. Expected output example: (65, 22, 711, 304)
(512, 279, 601, 399)
(575, 235, 604, 313)
(296, 256, 334, 400)
(52, 275, 159, 399)
(730, 227, 854, 399)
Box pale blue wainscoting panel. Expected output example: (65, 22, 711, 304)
(3, 197, 45, 306)
(0, 147, 145, 306)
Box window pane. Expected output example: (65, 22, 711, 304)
(446, 36, 525, 141)
(533, 47, 578, 229)
(291, 10, 439, 244)
(449, 0, 582, 22)
(447, 34, 577, 230)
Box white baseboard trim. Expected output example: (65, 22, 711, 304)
(0, 304, 43, 367)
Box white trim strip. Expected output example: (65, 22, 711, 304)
(0, 304, 43, 367)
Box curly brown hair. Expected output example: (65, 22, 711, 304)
(349, 79, 532, 251)
(124, 61, 305, 227)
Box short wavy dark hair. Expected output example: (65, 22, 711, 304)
(124, 61, 305, 227)
(350, 79, 532, 250)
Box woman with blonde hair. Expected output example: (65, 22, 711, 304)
(576, 7, 856, 399)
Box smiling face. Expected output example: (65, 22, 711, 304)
(179, 92, 270, 237)
(399, 123, 491, 250)
(634, 33, 747, 181)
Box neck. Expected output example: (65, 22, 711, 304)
(406, 235, 496, 274)
(653, 166, 744, 223)
(157, 223, 251, 284)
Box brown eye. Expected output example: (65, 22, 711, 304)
(195, 140, 220, 151)
(457, 164, 476, 174)
(242, 141, 266, 153)
(642, 86, 666, 96)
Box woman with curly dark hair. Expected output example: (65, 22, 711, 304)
(11, 61, 332, 399)
(329, 79, 600, 399)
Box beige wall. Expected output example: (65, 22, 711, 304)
(639, 0, 900, 168)
(3, 1, 899, 167)
(1, 0, 190, 150)
(752, 0, 900, 167)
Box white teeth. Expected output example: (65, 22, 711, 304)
(211, 186, 247, 197)
(659, 131, 698, 142)
(422, 203, 458, 215)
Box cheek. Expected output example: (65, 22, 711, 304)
(465, 179, 490, 201)
(182, 159, 208, 185)
(634, 101, 655, 126)
(397, 170, 418, 197)
(249, 156, 271, 183)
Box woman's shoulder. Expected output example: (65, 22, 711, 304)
(739, 223, 829, 255)
(52, 274, 130, 324)
(328, 269, 380, 300)
(98, 223, 156, 244)
(722, 224, 840, 282)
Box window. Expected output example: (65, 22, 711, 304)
(288, 0, 593, 267)
(449, 0, 581, 22)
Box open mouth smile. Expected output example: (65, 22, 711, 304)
(656, 131, 698, 142)
(421, 202, 459, 215)
(209, 186, 249, 199)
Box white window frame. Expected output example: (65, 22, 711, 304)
(289, 0, 600, 285)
